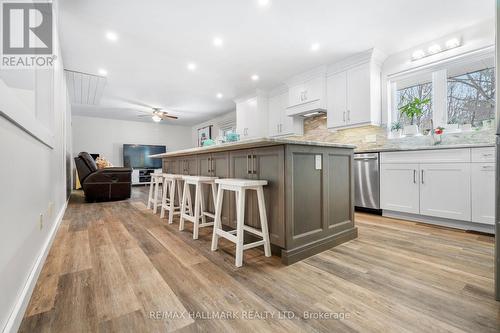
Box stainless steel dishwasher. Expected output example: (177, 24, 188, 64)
(354, 153, 381, 212)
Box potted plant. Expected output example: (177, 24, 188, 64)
(390, 121, 403, 138)
(398, 97, 430, 136)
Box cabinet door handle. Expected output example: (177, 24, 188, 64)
(413, 169, 416, 184)
(247, 155, 252, 174)
(421, 170, 424, 184)
(253, 155, 257, 174)
(207, 158, 211, 173)
(343, 111, 346, 122)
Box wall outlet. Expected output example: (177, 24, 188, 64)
(39, 213, 43, 230)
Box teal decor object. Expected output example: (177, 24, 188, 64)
(226, 133, 240, 142)
(202, 139, 216, 146)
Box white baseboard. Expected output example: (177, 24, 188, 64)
(383, 210, 495, 234)
(2, 200, 68, 333)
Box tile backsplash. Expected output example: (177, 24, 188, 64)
(288, 115, 495, 151)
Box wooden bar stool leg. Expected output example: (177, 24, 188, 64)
(256, 187, 271, 257)
(211, 183, 217, 210)
(199, 184, 207, 226)
(211, 186, 224, 251)
(179, 181, 188, 231)
(153, 178, 160, 214)
(168, 179, 176, 224)
(186, 183, 193, 216)
(160, 179, 168, 219)
(235, 188, 246, 267)
(147, 177, 154, 209)
(193, 184, 201, 239)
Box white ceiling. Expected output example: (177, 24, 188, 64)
(59, 0, 494, 125)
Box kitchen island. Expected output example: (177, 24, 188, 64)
(152, 138, 357, 264)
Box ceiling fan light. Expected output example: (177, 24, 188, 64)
(152, 115, 162, 122)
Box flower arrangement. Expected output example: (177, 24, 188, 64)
(432, 126, 445, 144)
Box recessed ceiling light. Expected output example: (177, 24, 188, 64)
(251, 74, 259, 81)
(98, 68, 108, 76)
(258, 0, 270, 7)
(216, 93, 223, 99)
(411, 50, 425, 60)
(187, 62, 197, 71)
(428, 44, 441, 54)
(445, 38, 461, 49)
(311, 43, 320, 52)
(213, 37, 224, 47)
(105, 31, 118, 42)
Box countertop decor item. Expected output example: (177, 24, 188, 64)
(202, 138, 215, 146)
(390, 121, 403, 138)
(197, 125, 212, 147)
(225, 132, 240, 142)
(432, 126, 445, 145)
(399, 97, 430, 136)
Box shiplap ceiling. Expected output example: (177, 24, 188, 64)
(59, 0, 495, 125)
(65, 70, 107, 106)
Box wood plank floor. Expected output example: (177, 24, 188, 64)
(19, 187, 500, 332)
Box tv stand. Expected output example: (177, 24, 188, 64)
(131, 168, 162, 185)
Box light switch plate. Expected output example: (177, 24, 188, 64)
(315, 155, 322, 170)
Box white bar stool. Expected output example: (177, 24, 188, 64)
(211, 178, 271, 267)
(160, 174, 185, 224)
(147, 173, 164, 214)
(179, 175, 218, 239)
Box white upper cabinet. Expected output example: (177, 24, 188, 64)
(268, 90, 303, 137)
(236, 92, 268, 139)
(285, 68, 327, 117)
(326, 50, 382, 130)
(326, 71, 347, 128)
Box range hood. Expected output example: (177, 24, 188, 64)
(284, 66, 327, 117)
(286, 100, 326, 117)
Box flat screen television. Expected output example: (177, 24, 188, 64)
(123, 144, 166, 169)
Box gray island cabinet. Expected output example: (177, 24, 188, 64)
(153, 138, 357, 264)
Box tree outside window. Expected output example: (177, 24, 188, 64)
(447, 67, 495, 127)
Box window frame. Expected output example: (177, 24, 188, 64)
(388, 48, 495, 131)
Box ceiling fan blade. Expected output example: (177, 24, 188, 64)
(137, 114, 151, 118)
(161, 114, 178, 120)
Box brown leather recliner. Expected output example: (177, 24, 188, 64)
(74, 152, 132, 202)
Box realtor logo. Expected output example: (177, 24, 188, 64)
(2, 1, 55, 68)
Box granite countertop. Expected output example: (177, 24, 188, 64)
(151, 137, 356, 158)
(354, 142, 495, 153)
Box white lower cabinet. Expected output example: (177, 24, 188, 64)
(380, 163, 419, 214)
(419, 163, 471, 221)
(471, 163, 495, 224)
(380, 148, 495, 229)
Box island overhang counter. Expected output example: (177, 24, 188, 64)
(152, 138, 357, 264)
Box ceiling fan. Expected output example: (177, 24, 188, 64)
(137, 107, 178, 122)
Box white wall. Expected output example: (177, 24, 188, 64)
(0, 1, 71, 331)
(191, 111, 236, 147)
(72, 116, 193, 166)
